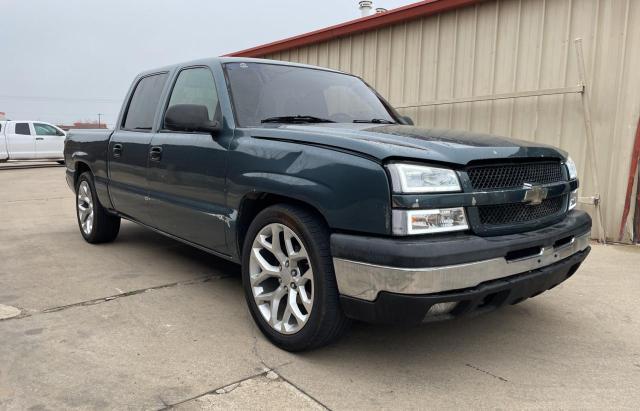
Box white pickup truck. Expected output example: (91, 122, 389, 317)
(0, 120, 66, 162)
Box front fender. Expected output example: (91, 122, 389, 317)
(227, 135, 392, 237)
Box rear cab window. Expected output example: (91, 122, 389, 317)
(121, 73, 169, 132)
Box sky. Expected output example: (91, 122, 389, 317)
(0, 0, 417, 127)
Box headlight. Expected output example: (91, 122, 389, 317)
(387, 163, 461, 193)
(392, 208, 468, 235)
(565, 156, 577, 180)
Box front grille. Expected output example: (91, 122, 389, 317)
(478, 195, 566, 226)
(467, 162, 564, 190)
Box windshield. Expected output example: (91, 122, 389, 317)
(224, 62, 397, 127)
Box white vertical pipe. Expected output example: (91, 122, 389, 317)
(359, 1, 373, 17)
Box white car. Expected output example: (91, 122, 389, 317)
(0, 120, 66, 162)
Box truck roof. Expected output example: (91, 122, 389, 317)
(0, 120, 57, 124)
(136, 56, 345, 78)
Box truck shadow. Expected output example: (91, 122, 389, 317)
(115, 221, 241, 277)
(114, 222, 579, 369)
(292, 298, 583, 377)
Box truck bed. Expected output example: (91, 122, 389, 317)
(64, 128, 114, 201)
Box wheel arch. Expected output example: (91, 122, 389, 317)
(73, 161, 92, 189)
(72, 160, 114, 211)
(235, 192, 330, 260)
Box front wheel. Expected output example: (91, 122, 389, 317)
(76, 172, 120, 243)
(241, 204, 350, 351)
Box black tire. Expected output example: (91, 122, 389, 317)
(241, 204, 350, 351)
(75, 172, 120, 243)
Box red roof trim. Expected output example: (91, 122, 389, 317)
(224, 0, 483, 57)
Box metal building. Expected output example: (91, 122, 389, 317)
(227, 0, 640, 243)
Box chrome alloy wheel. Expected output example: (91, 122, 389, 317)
(249, 223, 314, 334)
(77, 181, 94, 235)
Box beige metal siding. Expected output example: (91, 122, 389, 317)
(264, 0, 640, 242)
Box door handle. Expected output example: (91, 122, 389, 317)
(35, 137, 44, 141)
(149, 146, 163, 162)
(113, 143, 123, 158)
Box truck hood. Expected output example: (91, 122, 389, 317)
(250, 123, 567, 166)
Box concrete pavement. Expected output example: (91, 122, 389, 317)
(1, 166, 639, 410)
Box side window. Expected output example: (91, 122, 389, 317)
(34, 123, 59, 136)
(165, 67, 219, 126)
(15, 123, 31, 135)
(122, 73, 168, 131)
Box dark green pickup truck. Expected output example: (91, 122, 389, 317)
(64, 57, 591, 351)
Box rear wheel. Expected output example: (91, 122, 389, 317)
(76, 172, 120, 243)
(241, 204, 350, 351)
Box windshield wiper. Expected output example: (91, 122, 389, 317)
(261, 115, 335, 124)
(353, 119, 396, 124)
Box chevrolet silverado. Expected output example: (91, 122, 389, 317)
(64, 58, 592, 351)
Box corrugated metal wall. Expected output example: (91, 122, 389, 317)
(262, 0, 640, 242)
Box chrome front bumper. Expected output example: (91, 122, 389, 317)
(333, 231, 591, 301)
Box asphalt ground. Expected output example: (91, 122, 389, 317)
(1, 166, 639, 410)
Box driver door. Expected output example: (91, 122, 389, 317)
(33, 123, 65, 159)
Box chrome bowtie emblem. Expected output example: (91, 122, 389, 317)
(522, 183, 548, 205)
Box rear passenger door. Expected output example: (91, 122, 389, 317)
(6, 122, 36, 159)
(146, 66, 230, 254)
(108, 72, 168, 225)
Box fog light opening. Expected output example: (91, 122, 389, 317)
(425, 302, 458, 317)
(568, 189, 578, 210)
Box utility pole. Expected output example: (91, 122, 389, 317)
(97, 113, 103, 128)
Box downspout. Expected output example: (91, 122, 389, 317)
(635, 172, 640, 243)
(618, 114, 640, 242)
